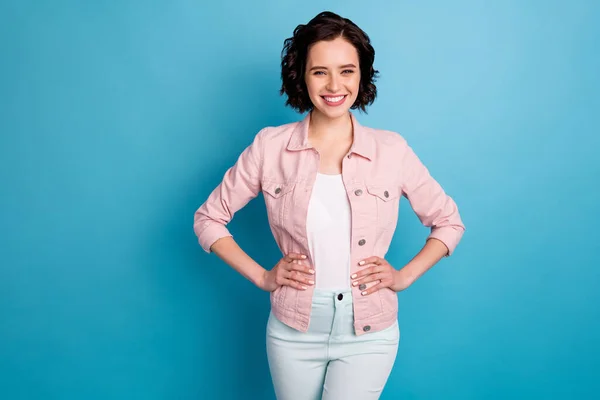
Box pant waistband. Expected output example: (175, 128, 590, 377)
(312, 288, 352, 297)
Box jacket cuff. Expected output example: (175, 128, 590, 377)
(197, 223, 233, 253)
(427, 226, 465, 256)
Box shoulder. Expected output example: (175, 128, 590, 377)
(250, 119, 302, 149)
(361, 123, 412, 156)
(258, 120, 299, 137)
(247, 120, 297, 143)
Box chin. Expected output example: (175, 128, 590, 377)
(313, 104, 351, 120)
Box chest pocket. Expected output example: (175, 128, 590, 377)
(366, 184, 401, 231)
(262, 181, 296, 228)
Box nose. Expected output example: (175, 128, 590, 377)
(326, 74, 340, 93)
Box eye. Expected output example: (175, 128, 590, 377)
(313, 71, 326, 75)
(342, 69, 355, 74)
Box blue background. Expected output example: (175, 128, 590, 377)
(1, 0, 599, 398)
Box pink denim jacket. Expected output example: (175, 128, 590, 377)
(194, 112, 465, 336)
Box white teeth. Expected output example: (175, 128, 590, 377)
(324, 95, 345, 102)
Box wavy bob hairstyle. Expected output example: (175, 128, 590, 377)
(280, 11, 379, 113)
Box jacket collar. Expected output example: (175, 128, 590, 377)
(286, 112, 374, 161)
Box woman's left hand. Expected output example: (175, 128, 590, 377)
(351, 256, 413, 295)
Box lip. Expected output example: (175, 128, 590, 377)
(320, 94, 348, 107)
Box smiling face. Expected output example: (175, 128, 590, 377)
(304, 36, 361, 121)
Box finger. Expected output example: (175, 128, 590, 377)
(282, 277, 308, 290)
(350, 264, 381, 280)
(288, 270, 315, 286)
(280, 259, 304, 271)
(358, 256, 383, 267)
(284, 253, 308, 263)
(280, 268, 312, 282)
(274, 272, 288, 286)
(352, 271, 386, 286)
(360, 280, 390, 296)
(288, 262, 315, 275)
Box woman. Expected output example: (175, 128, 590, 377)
(194, 11, 465, 400)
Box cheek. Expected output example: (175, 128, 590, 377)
(351, 76, 361, 92)
(304, 77, 319, 99)
(347, 81, 361, 102)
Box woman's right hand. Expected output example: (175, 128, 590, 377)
(258, 253, 315, 292)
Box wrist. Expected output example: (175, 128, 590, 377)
(251, 267, 268, 289)
(392, 268, 414, 292)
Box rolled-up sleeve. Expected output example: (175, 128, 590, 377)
(399, 139, 465, 256)
(193, 128, 266, 253)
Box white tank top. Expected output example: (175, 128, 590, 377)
(306, 173, 352, 291)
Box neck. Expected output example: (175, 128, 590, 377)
(308, 109, 353, 141)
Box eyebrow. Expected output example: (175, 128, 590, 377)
(309, 64, 358, 71)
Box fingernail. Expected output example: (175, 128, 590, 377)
(359, 261, 365, 266)
(361, 291, 367, 296)
(351, 273, 357, 279)
(302, 285, 307, 290)
(309, 269, 315, 274)
(301, 255, 307, 259)
(352, 281, 357, 286)
(308, 280, 314, 285)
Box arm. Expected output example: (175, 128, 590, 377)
(193, 128, 267, 288)
(193, 128, 266, 253)
(395, 140, 465, 288)
(210, 237, 311, 291)
(354, 237, 450, 293)
(400, 140, 465, 256)
(209, 236, 267, 288)
(392, 237, 449, 291)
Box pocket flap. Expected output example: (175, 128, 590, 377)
(262, 181, 295, 199)
(366, 185, 400, 201)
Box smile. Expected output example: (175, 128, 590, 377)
(321, 95, 347, 106)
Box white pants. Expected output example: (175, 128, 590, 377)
(266, 289, 400, 400)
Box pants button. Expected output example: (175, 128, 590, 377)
(337, 293, 344, 301)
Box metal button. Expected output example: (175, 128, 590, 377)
(384, 190, 389, 198)
(359, 283, 366, 290)
(337, 293, 344, 301)
(358, 239, 366, 246)
(354, 189, 363, 196)
(363, 325, 371, 332)
(275, 187, 282, 194)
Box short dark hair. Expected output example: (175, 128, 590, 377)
(280, 11, 379, 113)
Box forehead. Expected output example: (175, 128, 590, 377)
(306, 37, 359, 66)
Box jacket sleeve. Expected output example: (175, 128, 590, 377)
(193, 128, 266, 253)
(399, 139, 465, 256)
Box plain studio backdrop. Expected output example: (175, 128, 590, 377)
(1, 0, 599, 399)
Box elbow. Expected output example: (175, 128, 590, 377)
(193, 209, 232, 254)
(428, 220, 465, 257)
